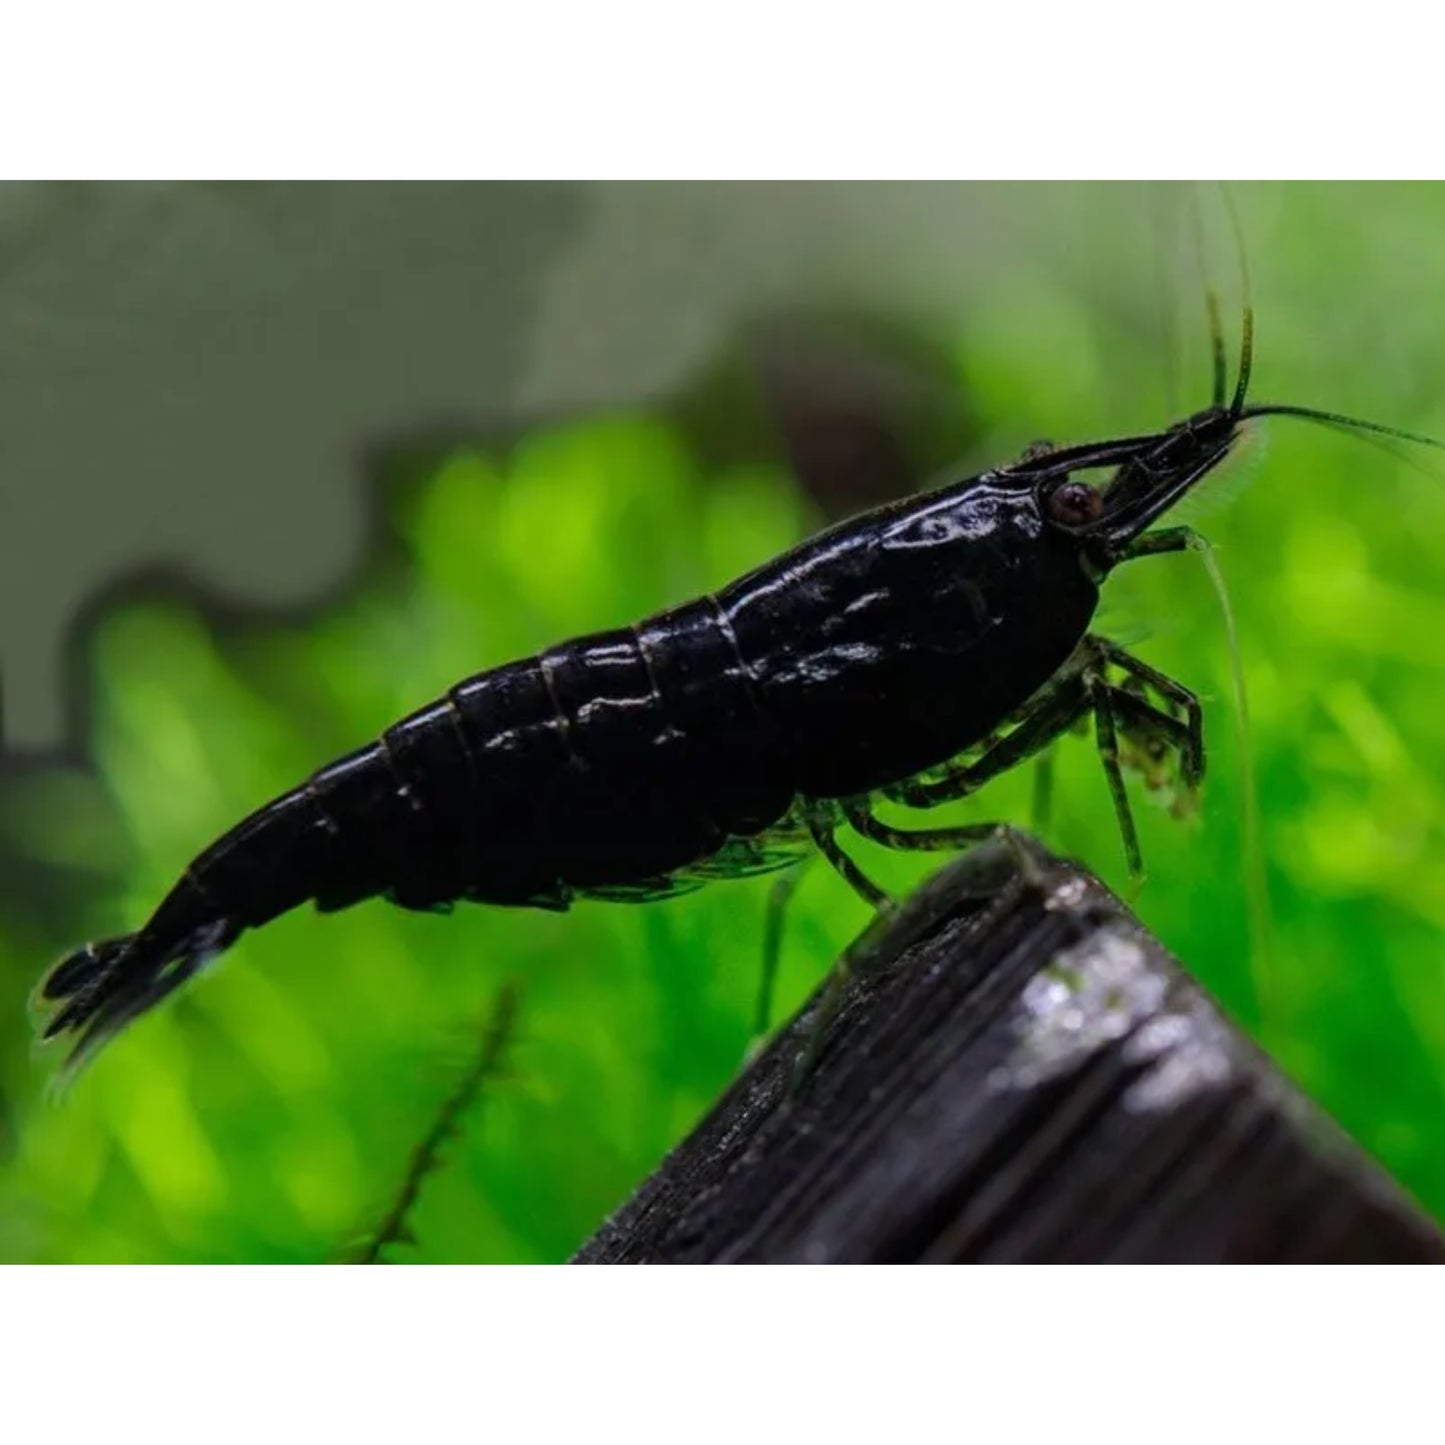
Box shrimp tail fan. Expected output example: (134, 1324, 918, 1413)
(34, 916, 243, 1069)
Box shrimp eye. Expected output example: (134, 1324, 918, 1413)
(1047, 480, 1104, 528)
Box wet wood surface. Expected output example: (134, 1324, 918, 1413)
(576, 841, 1445, 1264)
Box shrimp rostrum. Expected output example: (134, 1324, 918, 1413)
(36, 310, 1443, 1064)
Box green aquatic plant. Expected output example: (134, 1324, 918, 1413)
(5, 248, 1445, 1259)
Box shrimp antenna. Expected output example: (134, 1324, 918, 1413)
(1206, 289, 1228, 410)
(1187, 185, 1227, 408)
(1220, 183, 1254, 415)
(1241, 403, 1445, 454)
(1242, 403, 1445, 495)
(1231, 305, 1255, 417)
(1216, 202, 1445, 464)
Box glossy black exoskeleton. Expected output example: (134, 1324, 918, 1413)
(36, 307, 1444, 1064)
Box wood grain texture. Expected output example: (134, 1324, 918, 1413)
(576, 842, 1445, 1264)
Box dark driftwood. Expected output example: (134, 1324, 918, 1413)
(575, 841, 1445, 1264)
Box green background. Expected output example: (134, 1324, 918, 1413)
(3, 182, 1444, 1262)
